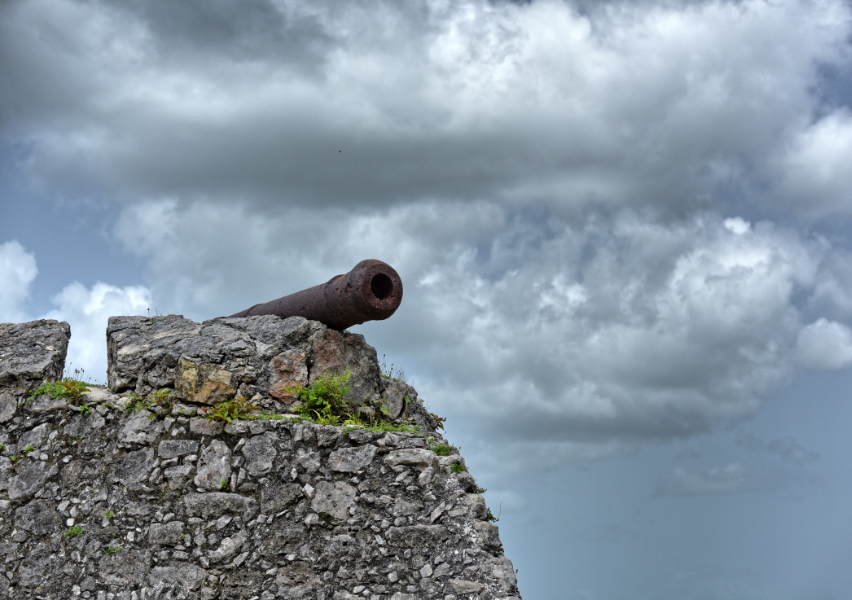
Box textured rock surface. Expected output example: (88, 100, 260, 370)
(0, 395, 521, 599)
(0, 317, 522, 599)
(107, 315, 391, 413)
(0, 320, 71, 424)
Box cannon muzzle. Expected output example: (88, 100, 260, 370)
(228, 259, 403, 330)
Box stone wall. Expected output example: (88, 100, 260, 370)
(0, 317, 522, 600)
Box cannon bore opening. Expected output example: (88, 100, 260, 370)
(227, 259, 402, 329)
(370, 273, 394, 300)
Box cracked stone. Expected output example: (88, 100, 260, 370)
(194, 440, 231, 490)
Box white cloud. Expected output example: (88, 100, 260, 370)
(41, 282, 152, 383)
(777, 111, 852, 218)
(794, 318, 852, 370)
(0, 240, 38, 323)
(723, 218, 751, 235)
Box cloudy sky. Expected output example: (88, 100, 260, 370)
(2, 0, 852, 597)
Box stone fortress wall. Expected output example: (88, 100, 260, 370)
(0, 317, 522, 600)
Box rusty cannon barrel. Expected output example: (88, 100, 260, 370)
(228, 259, 403, 330)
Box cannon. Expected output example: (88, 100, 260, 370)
(228, 260, 403, 330)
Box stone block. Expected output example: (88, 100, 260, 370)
(194, 439, 231, 490)
(311, 480, 357, 521)
(329, 444, 377, 472)
(383, 449, 435, 469)
(158, 439, 199, 459)
(175, 357, 236, 405)
(111, 448, 155, 490)
(241, 431, 278, 476)
(184, 492, 258, 518)
(8, 460, 58, 500)
(0, 319, 70, 422)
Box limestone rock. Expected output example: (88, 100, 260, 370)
(0, 319, 70, 391)
(380, 379, 417, 419)
(489, 555, 520, 592)
(383, 448, 435, 469)
(189, 417, 223, 436)
(0, 319, 70, 421)
(175, 356, 236, 405)
(194, 439, 231, 489)
(0, 457, 10, 491)
(450, 579, 485, 594)
(60, 459, 101, 487)
(385, 525, 448, 547)
(8, 460, 58, 500)
(210, 532, 247, 563)
(463, 492, 488, 520)
(98, 550, 152, 586)
(17, 423, 50, 451)
(328, 444, 377, 472)
(311, 480, 357, 521)
(149, 563, 206, 591)
(260, 481, 302, 514)
(158, 439, 199, 459)
(164, 464, 194, 489)
(148, 521, 185, 546)
(119, 410, 164, 445)
(14, 499, 58, 535)
(241, 431, 278, 476)
(106, 315, 392, 408)
(111, 448, 155, 490)
(184, 492, 257, 518)
(106, 314, 321, 398)
(268, 349, 308, 403)
(474, 521, 504, 553)
(309, 328, 382, 403)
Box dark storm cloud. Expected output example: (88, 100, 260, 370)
(102, 0, 334, 67)
(3, 0, 849, 216)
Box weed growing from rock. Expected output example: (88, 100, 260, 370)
(28, 379, 89, 405)
(284, 368, 355, 426)
(430, 443, 453, 456)
(450, 463, 467, 474)
(286, 368, 422, 432)
(207, 396, 259, 424)
(124, 392, 146, 412)
(63, 365, 104, 387)
(146, 388, 174, 419)
(380, 354, 407, 383)
(63, 526, 83, 538)
(430, 412, 446, 431)
(487, 505, 501, 523)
